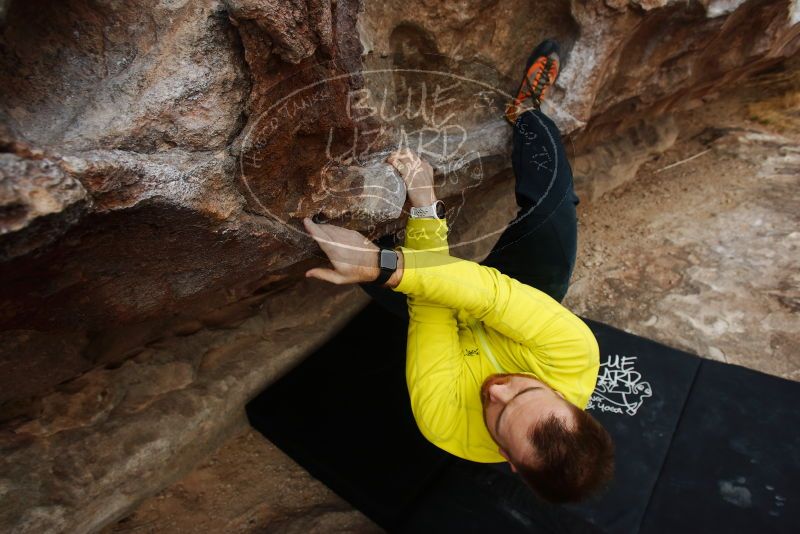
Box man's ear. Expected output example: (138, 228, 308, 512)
(498, 448, 517, 472)
(554, 389, 566, 399)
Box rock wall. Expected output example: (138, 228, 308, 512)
(0, 0, 797, 531)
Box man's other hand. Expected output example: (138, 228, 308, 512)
(303, 217, 381, 285)
(387, 149, 437, 207)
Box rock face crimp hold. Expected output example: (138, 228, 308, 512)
(0, 0, 798, 531)
(0, 152, 88, 259)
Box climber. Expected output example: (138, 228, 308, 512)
(302, 39, 614, 503)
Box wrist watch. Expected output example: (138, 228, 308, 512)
(410, 199, 446, 219)
(371, 247, 398, 286)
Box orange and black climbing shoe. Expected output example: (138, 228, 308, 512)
(504, 39, 561, 125)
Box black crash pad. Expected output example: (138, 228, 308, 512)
(246, 302, 800, 533)
(639, 359, 800, 533)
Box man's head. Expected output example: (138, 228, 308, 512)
(481, 373, 614, 503)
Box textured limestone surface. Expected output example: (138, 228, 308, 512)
(566, 63, 800, 379)
(0, 0, 798, 532)
(101, 429, 384, 534)
(1, 279, 371, 533)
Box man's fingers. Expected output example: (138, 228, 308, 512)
(304, 219, 370, 267)
(304, 219, 345, 263)
(305, 267, 345, 285)
(304, 217, 335, 243)
(306, 219, 353, 247)
(304, 216, 326, 234)
(387, 155, 406, 173)
(387, 149, 419, 170)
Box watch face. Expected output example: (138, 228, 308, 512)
(435, 200, 446, 219)
(380, 249, 398, 270)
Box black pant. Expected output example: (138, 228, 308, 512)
(360, 109, 579, 320)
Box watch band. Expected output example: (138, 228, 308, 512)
(410, 199, 445, 219)
(372, 248, 398, 286)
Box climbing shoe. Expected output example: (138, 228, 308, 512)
(504, 38, 561, 125)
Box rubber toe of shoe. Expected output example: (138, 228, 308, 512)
(526, 38, 561, 72)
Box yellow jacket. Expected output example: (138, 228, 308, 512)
(391, 217, 599, 463)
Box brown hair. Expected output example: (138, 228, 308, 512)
(516, 405, 614, 503)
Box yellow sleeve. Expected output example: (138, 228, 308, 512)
(402, 300, 464, 443)
(398, 217, 466, 443)
(391, 247, 596, 355)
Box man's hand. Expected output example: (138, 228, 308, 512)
(387, 148, 437, 207)
(303, 217, 381, 285)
